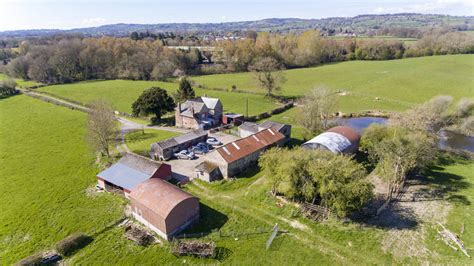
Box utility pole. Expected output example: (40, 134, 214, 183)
(246, 98, 249, 118)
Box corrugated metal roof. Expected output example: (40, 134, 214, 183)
(130, 179, 197, 219)
(153, 129, 207, 150)
(97, 153, 165, 190)
(302, 126, 360, 154)
(217, 128, 284, 163)
(259, 120, 286, 132)
(239, 122, 259, 133)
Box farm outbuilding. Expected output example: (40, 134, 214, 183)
(130, 178, 200, 240)
(150, 129, 208, 161)
(96, 152, 172, 198)
(204, 128, 286, 178)
(195, 161, 223, 182)
(238, 120, 291, 143)
(302, 126, 361, 154)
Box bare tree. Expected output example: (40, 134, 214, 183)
(297, 87, 338, 138)
(86, 100, 118, 158)
(249, 56, 286, 97)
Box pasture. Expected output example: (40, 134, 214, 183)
(0, 73, 42, 88)
(0, 95, 123, 264)
(125, 129, 180, 156)
(37, 80, 279, 115)
(194, 55, 474, 112)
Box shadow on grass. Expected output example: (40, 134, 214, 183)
(179, 203, 228, 237)
(0, 93, 19, 100)
(150, 116, 175, 127)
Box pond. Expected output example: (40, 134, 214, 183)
(334, 117, 474, 153)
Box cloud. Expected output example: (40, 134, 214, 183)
(81, 17, 107, 26)
(373, 0, 474, 14)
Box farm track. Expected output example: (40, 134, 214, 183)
(188, 180, 384, 264)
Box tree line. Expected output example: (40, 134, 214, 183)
(4, 30, 474, 84)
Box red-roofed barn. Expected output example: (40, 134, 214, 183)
(130, 178, 200, 240)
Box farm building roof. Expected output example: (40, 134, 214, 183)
(195, 161, 219, 173)
(152, 129, 207, 150)
(200, 97, 221, 110)
(97, 153, 166, 191)
(302, 126, 360, 154)
(130, 178, 197, 219)
(217, 128, 285, 163)
(238, 122, 259, 133)
(259, 121, 286, 132)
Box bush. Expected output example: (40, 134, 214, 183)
(55, 233, 92, 257)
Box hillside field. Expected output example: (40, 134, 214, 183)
(37, 80, 279, 116)
(194, 55, 474, 112)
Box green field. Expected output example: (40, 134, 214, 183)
(194, 55, 474, 112)
(0, 95, 124, 264)
(0, 73, 42, 88)
(37, 80, 279, 115)
(2, 87, 474, 264)
(125, 129, 180, 156)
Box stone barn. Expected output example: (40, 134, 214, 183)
(150, 129, 208, 161)
(302, 126, 361, 154)
(238, 120, 291, 143)
(195, 161, 223, 182)
(96, 152, 172, 198)
(204, 128, 286, 178)
(130, 178, 200, 240)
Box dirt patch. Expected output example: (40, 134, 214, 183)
(376, 179, 452, 261)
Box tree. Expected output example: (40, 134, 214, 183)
(151, 60, 177, 81)
(248, 56, 286, 97)
(0, 78, 17, 96)
(360, 125, 437, 211)
(259, 148, 373, 217)
(131, 87, 175, 122)
(297, 87, 338, 139)
(86, 100, 118, 158)
(174, 77, 195, 102)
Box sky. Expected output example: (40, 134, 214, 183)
(0, 0, 473, 31)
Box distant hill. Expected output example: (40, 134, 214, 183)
(1, 13, 473, 37)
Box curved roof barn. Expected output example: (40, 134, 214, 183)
(302, 126, 360, 154)
(130, 179, 200, 238)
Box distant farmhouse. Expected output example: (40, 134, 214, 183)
(302, 126, 361, 154)
(96, 152, 172, 198)
(238, 120, 291, 143)
(175, 97, 223, 129)
(130, 178, 200, 240)
(199, 128, 286, 179)
(150, 129, 208, 161)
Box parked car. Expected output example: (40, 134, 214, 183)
(191, 143, 209, 154)
(206, 137, 222, 146)
(174, 150, 196, 160)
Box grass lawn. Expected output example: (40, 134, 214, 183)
(0, 95, 124, 264)
(125, 129, 180, 156)
(0, 73, 42, 88)
(194, 55, 474, 112)
(37, 79, 279, 115)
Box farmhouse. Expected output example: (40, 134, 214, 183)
(96, 152, 172, 198)
(302, 126, 360, 154)
(130, 178, 200, 240)
(203, 128, 286, 178)
(150, 129, 208, 161)
(238, 120, 291, 143)
(175, 96, 223, 129)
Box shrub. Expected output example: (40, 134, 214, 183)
(55, 233, 92, 257)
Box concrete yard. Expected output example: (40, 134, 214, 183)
(167, 132, 239, 182)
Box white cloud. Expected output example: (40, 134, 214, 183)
(81, 17, 107, 26)
(373, 0, 474, 14)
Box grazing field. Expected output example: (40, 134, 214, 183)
(0, 95, 123, 264)
(37, 80, 279, 115)
(0, 73, 42, 88)
(125, 129, 180, 156)
(194, 55, 474, 112)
